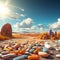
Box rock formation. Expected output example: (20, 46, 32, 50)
(1, 23, 12, 37)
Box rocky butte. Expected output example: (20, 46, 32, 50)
(1, 23, 12, 37)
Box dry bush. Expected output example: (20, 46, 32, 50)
(0, 34, 10, 40)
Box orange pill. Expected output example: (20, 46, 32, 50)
(28, 54, 40, 60)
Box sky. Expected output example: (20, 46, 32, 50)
(0, 0, 60, 33)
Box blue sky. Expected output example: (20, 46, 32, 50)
(0, 0, 60, 33)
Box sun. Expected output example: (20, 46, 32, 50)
(0, 0, 21, 19)
(0, 4, 10, 18)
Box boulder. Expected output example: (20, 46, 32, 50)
(1, 23, 12, 37)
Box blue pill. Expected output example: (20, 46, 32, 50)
(43, 47, 48, 52)
(13, 55, 28, 60)
(29, 46, 33, 49)
(29, 48, 35, 53)
(58, 40, 60, 44)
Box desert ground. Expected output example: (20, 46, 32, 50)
(0, 33, 60, 60)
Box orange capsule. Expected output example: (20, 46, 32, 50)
(38, 52, 49, 57)
(8, 47, 13, 51)
(33, 49, 39, 54)
(28, 54, 40, 60)
(14, 50, 20, 55)
(19, 49, 26, 54)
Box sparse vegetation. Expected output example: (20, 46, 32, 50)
(0, 31, 60, 40)
(0, 34, 10, 40)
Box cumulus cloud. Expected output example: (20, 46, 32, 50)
(30, 24, 43, 30)
(13, 22, 20, 28)
(20, 18, 33, 28)
(13, 18, 44, 33)
(13, 18, 60, 32)
(30, 26, 44, 33)
(31, 26, 37, 30)
(50, 18, 60, 29)
(37, 24, 43, 28)
(13, 18, 33, 29)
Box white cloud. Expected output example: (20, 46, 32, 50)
(13, 18, 44, 33)
(58, 18, 60, 21)
(39, 27, 43, 31)
(50, 18, 60, 29)
(13, 18, 46, 33)
(20, 14, 25, 17)
(37, 24, 43, 28)
(13, 22, 20, 28)
(10, 5, 25, 12)
(13, 18, 33, 32)
(31, 26, 37, 30)
(8, 13, 25, 20)
(30, 24, 43, 30)
(20, 8, 24, 11)
(13, 18, 60, 33)
(20, 18, 33, 28)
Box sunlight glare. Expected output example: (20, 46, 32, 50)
(0, 4, 10, 18)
